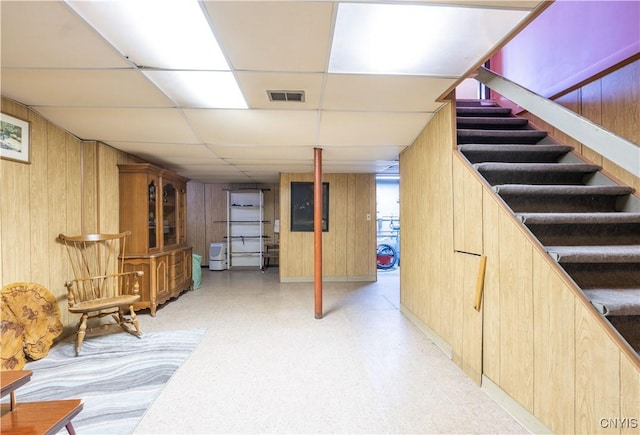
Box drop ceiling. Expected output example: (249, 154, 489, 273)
(0, 0, 545, 184)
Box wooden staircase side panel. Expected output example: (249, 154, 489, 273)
(497, 207, 535, 411)
(575, 301, 621, 435)
(453, 157, 483, 255)
(399, 104, 455, 343)
(401, 100, 639, 432)
(620, 354, 640, 435)
(532, 252, 576, 435)
(461, 155, 640, 433)
(481, 190, 502, 385)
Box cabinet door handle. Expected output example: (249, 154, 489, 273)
(473, 256, 487, 312)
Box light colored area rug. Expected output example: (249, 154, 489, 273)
(19, 328, 205, 434)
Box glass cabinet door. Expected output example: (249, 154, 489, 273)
(162, 182, 177, 247)
(148, 179, 159, 250)
(177, 186, 186, 245)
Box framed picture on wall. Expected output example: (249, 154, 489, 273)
(0, 113, 30, 164)
(290, 182, 329, 232)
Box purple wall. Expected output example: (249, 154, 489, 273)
(491, 0, 640, 98)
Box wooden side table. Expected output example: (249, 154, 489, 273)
(1, 370, 32, 411)
(1, 370, 83, 435)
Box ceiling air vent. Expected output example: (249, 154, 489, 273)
(267, 90, 305, 102)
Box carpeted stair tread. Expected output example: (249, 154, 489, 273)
(457, 117, 530, 129)
(458, 144, 573, 163)
(518, 212, 640, 246)
(456, 106, 513, 117)
(583, 288, 640, 316)
(458, 129, 548, 144)
(494, 184, 632, 196)
(475, 162, 601, 185)
(494, 185, 633, 212)
(456, 100, 498, 107)
(546, 245, 640, 263)
(475, 162, 600, 173)
(518, 212, 640, 225)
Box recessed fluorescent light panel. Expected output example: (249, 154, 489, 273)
(329, 3, 530, 76)
(66, 0, 247, 108)
(144, 71, 247, 109)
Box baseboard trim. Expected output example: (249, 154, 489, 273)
(481, 375, 553, 435)
(399, 304, 552, 435)
(399, 304, 452, 358)
(280, 275, 376, 283)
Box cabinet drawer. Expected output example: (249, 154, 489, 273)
(173, 255, 184, 267)
(174, 271, 184, 283)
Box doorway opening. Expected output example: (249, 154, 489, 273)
(376, 175, 400, 273)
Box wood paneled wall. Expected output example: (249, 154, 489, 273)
(279, 173, 376, 282)
(503, 59, 640, 191)
(186, 182, 279, 265)
(399, 103, 456, 344)
(400, 99, 640, 433)
(0, 97, 139, 336)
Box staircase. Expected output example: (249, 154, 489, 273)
(456, 100, 640, 353)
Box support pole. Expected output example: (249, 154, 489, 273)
(314, 147, 323, 319)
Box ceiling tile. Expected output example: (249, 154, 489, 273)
(33, 107, 201, 144)
(204, 1, 334, 72)
(236, 72, 324, 110)
(321, 146, 405, 161)
(228, 161, 314, 173)
(323, 74, 454, 112)
(208, 145, 316, 161)
(240, 172, 281, 184)
(110, 143, 221, 160)
(0, 1, 129, 68)
(181, 171, 254, 184)
(323, 161, 398, 173)
(319, 111, 433, 146)
(0, 70, 172, 107)
(184, 109, 318, 146)
(177, 164, 241, 173)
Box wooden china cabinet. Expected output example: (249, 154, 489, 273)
(118, 163, 192, 316)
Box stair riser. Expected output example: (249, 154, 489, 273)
(499, 194, 622, 213)
(608, 316, 640, 345)
(461, 150, 568, 164)
(457, 119, 529, 129)
(456, 108, 512, 117)
(480, 171, 594, 186)
(458, 134, 546, 145)
(527, 223, 640, 246)
(456, 100, 498, 107)
(562, 263, 640, 288)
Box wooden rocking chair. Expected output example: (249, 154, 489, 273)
(58, 231, 143, 355)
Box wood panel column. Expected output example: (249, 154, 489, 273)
(314, 147, 323, 319)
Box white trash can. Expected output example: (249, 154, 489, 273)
(209, 242, 227, 271)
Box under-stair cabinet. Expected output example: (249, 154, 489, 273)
(118, 163, 193, 316)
